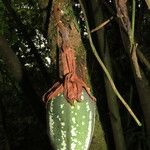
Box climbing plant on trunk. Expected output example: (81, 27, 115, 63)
(42, 0, 107, 149)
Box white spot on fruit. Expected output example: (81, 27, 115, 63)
(60, 137, 67, 150)
(71, 138, 78, 143)
(76, 124, 79, 127)
(83, 115, 86, 119)
(72, 117, 76, 124)
(61, 122, 65, 126)
(61, 130, 66, 138)
(82, 122, 85, 125)
(60, 104, 64, 109)
(71, 142, 76, 150)
(85, 111, 93, 150)
(81, 95, 84, 100)
(77, 105, 80, 110)
(50, 100, 54, 113)
(61, 110, 64, 114)
(56, 115, 61, 121)
(86, 102, 90, 111)
(71, 127, 77, 136)
(78, 141, 82, 145)
(49, 115, 54, 139)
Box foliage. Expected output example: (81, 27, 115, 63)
(0, 61, 49, 150)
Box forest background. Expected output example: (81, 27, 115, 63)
(0, 0, 150, 150)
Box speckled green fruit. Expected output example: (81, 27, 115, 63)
(46, 89, 96, 150)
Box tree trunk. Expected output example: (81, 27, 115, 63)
(0, 36, 22, 82)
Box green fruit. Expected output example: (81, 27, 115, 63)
(47, 89, 96, 150)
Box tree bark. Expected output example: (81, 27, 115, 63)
(0, 36, 22, 81)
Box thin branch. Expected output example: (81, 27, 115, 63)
(91, 16, 113, 33)
(104, 1, 148, 72)
(129, 0, 136, 52)
(145, 0, 150, 9)
(137, 49, 150, 71)
(79, 0, 142, 126)
(131, 43, 142, 79)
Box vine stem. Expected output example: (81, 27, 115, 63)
(129, 0, 136, 52)
(79, 0, 142, 126)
